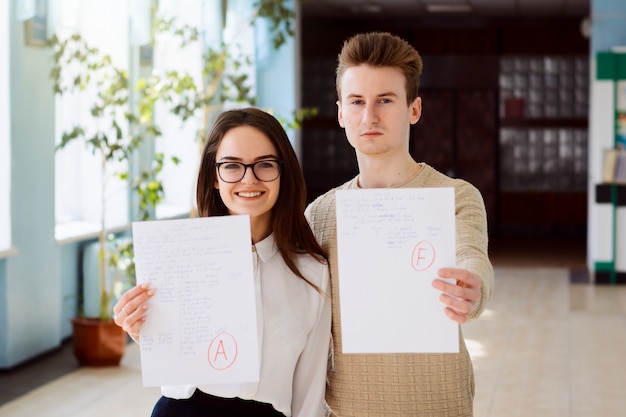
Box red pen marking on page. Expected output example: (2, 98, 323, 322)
(411, 240, 436, 271)
(208, 332, 238, 370)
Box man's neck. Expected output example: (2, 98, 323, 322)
(356, 154, 421, 189)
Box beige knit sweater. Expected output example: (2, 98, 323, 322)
(305, 163, 494, 417)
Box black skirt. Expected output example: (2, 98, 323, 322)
(151, 389, 287, 417)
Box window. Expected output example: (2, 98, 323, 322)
(153, 0, 258, 219)
(54, 0, 265, 232)
(54, 0, 130, 241)
(152, 1, 206, 219)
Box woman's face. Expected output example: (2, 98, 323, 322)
(214, 125, 281, 235)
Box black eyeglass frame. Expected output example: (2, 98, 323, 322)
(215, 160, 283, 183)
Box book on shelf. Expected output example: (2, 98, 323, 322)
(615, 150, 626, 184)
(602, 148, 618, 183)
(602, 148, 626, 184)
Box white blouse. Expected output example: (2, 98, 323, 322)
(160, 234, 331, 417)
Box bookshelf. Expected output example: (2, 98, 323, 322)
(498, 55, 589, 194)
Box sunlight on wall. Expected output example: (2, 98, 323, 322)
(0, 0, 11, 252)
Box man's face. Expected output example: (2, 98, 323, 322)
(337, 65, 421, 158)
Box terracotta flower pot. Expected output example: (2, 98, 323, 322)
(71, 317, 126, 367)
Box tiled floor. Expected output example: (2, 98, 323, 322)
(467, 268, 626, 417)
(0, 343, 161, 417)
(2, 237, 625, 416)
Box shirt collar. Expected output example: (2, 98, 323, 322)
(253, 233, 278, 263)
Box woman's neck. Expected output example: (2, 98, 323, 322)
(250, 216, 272, 244)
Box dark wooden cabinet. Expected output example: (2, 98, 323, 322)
(411, 89, 498, 228)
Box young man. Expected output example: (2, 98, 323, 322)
(305, 32, 494, 416)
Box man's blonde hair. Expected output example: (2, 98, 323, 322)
(336, 32, 423, 104)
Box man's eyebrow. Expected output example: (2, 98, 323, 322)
(345, 92, 399, 99)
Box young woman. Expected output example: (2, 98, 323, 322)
(114, 108, 331, 417)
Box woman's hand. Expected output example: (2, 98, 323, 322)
(113, 283, 155, 339)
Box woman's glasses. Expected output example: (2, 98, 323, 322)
(215, 160, 282, 183)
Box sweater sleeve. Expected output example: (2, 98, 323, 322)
(454, 180, 494, 320)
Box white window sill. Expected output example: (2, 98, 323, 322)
(0, 246, 18, 259)
(55, 221, 131, 245)
(156, 205, 192, 220)
(54, 211, 191, 246)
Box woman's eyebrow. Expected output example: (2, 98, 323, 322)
(254, 154, 279, 161)
(217, 154, 278, 161)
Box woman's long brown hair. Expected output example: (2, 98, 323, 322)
(196, 108, 327, 291)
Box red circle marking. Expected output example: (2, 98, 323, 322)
(411, 240, 436, 271)
(208, 332, 238, 370)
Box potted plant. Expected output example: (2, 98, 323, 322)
(49, 31, 161, 366)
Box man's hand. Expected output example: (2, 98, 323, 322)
(432, 268, 482, 324)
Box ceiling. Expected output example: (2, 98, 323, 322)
(300, 0, 590, 19)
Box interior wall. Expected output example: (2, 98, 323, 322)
(3, 1, 62, 367)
